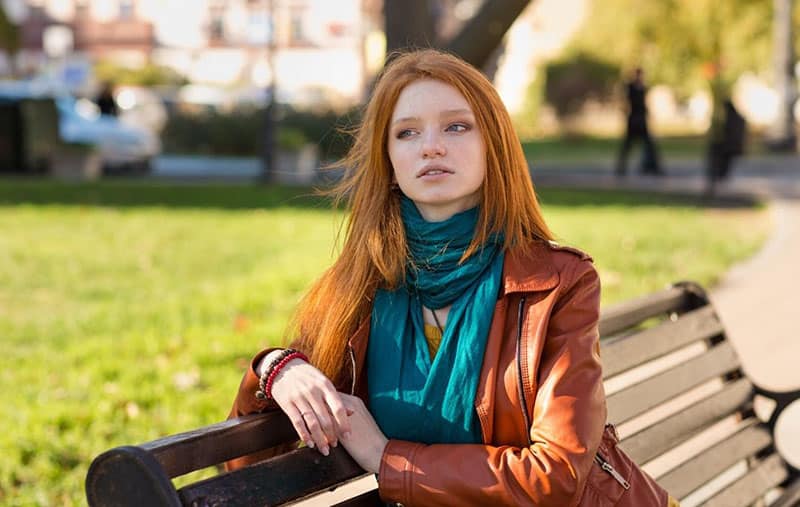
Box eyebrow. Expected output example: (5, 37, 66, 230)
(391, 108, 475, 125)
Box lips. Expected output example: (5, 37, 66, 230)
(416, 165, 454, 178)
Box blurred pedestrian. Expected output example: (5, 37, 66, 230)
(95, 81, 119, 117)
(706, 98, 746, 194)
(616, 67, 662, 176)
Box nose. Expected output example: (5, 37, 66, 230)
(421, 130, 446, 158)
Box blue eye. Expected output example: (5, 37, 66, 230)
(396, 129, 415, 139)
(446, 123, 469, 133)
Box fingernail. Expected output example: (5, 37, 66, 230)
(343, 431, 351, 439)
(307, 441, 315, 448)
(321, 446, 329, 456)
(331, 440, 338, 448)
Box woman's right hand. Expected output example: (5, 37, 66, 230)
(261, 354, 352, 456)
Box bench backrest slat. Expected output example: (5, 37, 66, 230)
(176, 447, 367, 507)
(701, 453, 789, 507)
(602, 305, 724, 378)
(656, 421, 771, 499)
(599, 285, 689, 337)
(770, 481, 800, 507)
(140, 412, 296, 478)
(620, 377, 753, 464)
(606, 341, 740, 423)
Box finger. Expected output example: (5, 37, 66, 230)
(306, 393, 338, 448)
(324, 391, 352, 437)
(294, 401, 329, 455)
(283, 403, 314, 449)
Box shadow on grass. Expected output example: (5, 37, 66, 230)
(0, 178, 331, 210)
(0, 177, 760, 211)
(537, 187, 760, 210)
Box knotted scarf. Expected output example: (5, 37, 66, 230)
(367, 196, 504, 444)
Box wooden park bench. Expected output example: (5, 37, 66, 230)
(86, 281, 800, 506)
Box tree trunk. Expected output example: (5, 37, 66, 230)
(443, 0, 531, 69)
(384, 0, 436, 55)
(768, 0, 796, 151)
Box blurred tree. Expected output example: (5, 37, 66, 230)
(384, 0, 533, 70)
(0, 2, 20, 76)
(544, 52, 619, 122)
(569, 0, 772, 100)
(442, 0, 532, 69)
(94, 60, 188, 87)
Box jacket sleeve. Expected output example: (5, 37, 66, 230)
(228, 347, 283, 419)
(224, 347, 295, 471)
(377, 260, 606, 506)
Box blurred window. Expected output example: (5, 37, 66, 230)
(76, 0, 88, 16)
(119, 0, 134, 20)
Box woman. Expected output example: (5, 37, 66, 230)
(229, 49, 666, 506)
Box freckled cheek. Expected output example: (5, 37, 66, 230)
(388, 150, 416, 182)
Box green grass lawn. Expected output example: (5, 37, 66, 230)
(0, 180, 768, 505)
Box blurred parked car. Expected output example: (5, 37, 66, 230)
(0, 81, 160, 175)
(114, 85, 168, 134)
(58, 95, 161, 175)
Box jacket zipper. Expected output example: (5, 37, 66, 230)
(515, 296, 533, 446)
(594, 453, 631, 489)
(348, 345, 357, 395)
(515, 299, 629, 492)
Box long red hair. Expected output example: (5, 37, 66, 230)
(287, 49, 553, 383)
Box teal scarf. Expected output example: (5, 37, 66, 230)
(367, 197, 504, 444)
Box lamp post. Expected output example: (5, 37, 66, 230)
(768, 0, 796, 152)
(261, 0, 277, 182)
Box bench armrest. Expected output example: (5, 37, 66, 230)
(86, 412, 298, 507)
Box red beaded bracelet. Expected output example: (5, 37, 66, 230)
(256, 350, 308, 401)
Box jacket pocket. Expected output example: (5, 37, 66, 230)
(580, 424, 668, 507)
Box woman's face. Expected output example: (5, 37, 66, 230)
(388, 79, 486, 222)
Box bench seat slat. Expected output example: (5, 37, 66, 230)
(599, 286, 688, 337)
(607, 341, 739, 423)
(621, 378, 753, 464)
(657, 421, 772, 499)
(141, 412, 296, 478)
(331, 489, 382, 506)
(602, 305, 723, 378)
(177, 447, 368, 507)
(701, 454, 789, 507)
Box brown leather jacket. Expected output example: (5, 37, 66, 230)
(229, 240, 630, 506)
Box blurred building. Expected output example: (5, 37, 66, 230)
(3, 0, 384, 108)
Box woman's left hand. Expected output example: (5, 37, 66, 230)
(338, 394, 389, 474)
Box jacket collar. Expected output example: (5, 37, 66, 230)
(348, 241, 558, 357)
(501, 240, 559, 295)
